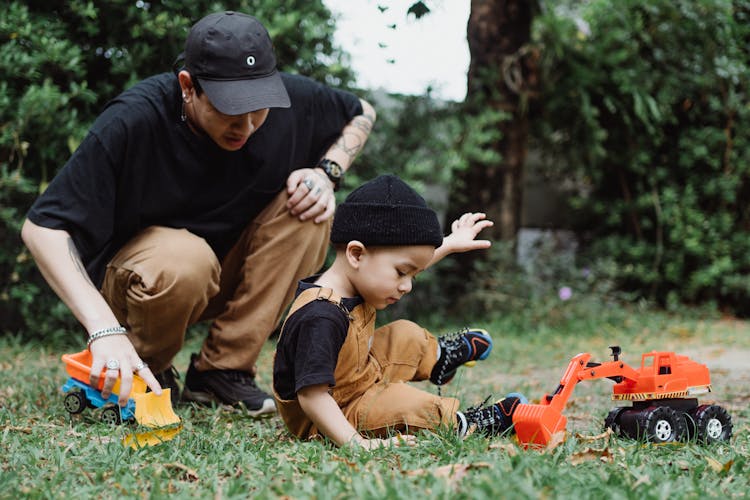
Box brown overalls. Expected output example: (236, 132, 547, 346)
(274, 287, 460, 440)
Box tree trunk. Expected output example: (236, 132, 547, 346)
(451, 0, 536, 242)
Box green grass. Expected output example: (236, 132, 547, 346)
(1, 304, 748, 499)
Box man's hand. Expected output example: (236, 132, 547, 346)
(286, 168, 336, 223)
(89, 334, 162, 406)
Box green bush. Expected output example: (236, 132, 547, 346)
(532, 0, 750, 315)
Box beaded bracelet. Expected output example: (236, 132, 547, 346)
(87, 326, 128, 347)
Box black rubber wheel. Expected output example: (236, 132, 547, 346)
(689, 404, 732, 443)
(63, 391, 86, 414)
(639, 406, 686, 443)
(100, 405, 122, 426)
(603, 407, 627, 436)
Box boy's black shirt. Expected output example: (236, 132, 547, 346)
(27, 72, 362, 286)
(273, 278, 363, 400)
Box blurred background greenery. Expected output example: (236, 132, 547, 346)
(1, 0, 748, 342)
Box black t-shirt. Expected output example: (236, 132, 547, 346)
(27, 72, 362, 286)
(273, 279, 363, 400)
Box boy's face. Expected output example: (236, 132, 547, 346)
(351, 244, 434, 310)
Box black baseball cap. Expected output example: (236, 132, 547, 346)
(184, 11, 290, 115)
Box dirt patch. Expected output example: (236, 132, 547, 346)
(680, 345, 750, 383)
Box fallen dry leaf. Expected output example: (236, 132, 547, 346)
(574, 428, 613, 442)
(633, 474, 650, 487)
(1, 425, 32, 434)
(489, 442, 518, 456)
(544, 431, 567, 452)
(705, 456, 733, 473)
(331, 455, 358, 468)
(675, 460, 691, 471)
(164, 462, 200, 482)
(406, 462, 491, 488)
(569, 446, 613, 465)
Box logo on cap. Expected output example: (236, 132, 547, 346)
(246, 55, 256, 66)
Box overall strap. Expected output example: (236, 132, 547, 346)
(279, 286, 350, 342)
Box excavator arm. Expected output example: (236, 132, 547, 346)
(514, 347, 639, 447)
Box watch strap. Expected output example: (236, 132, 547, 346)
(316, 158, 343, 191)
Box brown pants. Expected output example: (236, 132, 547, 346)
(276, 288, 460, 438)
(355, 320, 461, 434)
(100, 190, 331, 373)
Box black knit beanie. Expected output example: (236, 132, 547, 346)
(331, 174, 443, 248)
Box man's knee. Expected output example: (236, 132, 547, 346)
(292, 216, 332, 243)
(113, 226, 220, 294)
(155, 229, 221, 291)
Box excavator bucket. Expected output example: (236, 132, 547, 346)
(123, 390, 182, 449)
(512, 403, 567, 448)
(133, 389, 181, 427)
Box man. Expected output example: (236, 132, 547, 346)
(21, 11, 375, 417)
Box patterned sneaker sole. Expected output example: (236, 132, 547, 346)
(181, 387, 277, 418)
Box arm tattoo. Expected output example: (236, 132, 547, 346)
(67, 237, 95, 287)
(332, 132, 364, 161)
(332, 112, 376, 162)
(352, 113, 374, 135)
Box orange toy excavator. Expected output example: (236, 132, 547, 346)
(512, 346, 732, 448)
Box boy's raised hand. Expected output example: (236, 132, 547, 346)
(445, 212, 493, 252)
(429, 213, 493, 267)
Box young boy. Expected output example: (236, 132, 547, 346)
(273, 174, 525, 449)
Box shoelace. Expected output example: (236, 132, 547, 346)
(434, 328, 471, 389)
(463, 395, 500, 433)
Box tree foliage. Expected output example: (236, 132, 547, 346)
(532, 0, 750, 314)
(0, 0, 353, 335)
(3, 0, 750, 336)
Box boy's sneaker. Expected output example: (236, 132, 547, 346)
(457, 393, 528, 437)
(181, 354, 276, 417)
(153, 365, 181, 407)
(430, 328, 493, 385)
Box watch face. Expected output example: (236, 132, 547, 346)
(328, 162, 343, 178)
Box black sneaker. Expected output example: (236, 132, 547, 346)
(457, 393, 527, 437)
(181, 354, 276, 417)
(153, 365, 181, 407)
(430, 328, 493, 385)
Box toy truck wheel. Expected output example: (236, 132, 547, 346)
(603, 407, 627, 437)
(100, 405, 122, 426)
(639, 406, 685, 443)
(63, 391, 86, 414)
(689, 405, 732, 443)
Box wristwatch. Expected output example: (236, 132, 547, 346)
(316, 158, 344, 191)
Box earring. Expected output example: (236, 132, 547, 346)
(180, 101, 187, 122)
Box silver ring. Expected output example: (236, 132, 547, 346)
(303, 178, 314, 190)
(106, 358, 120, 370)
(133, 360, 148, 372)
